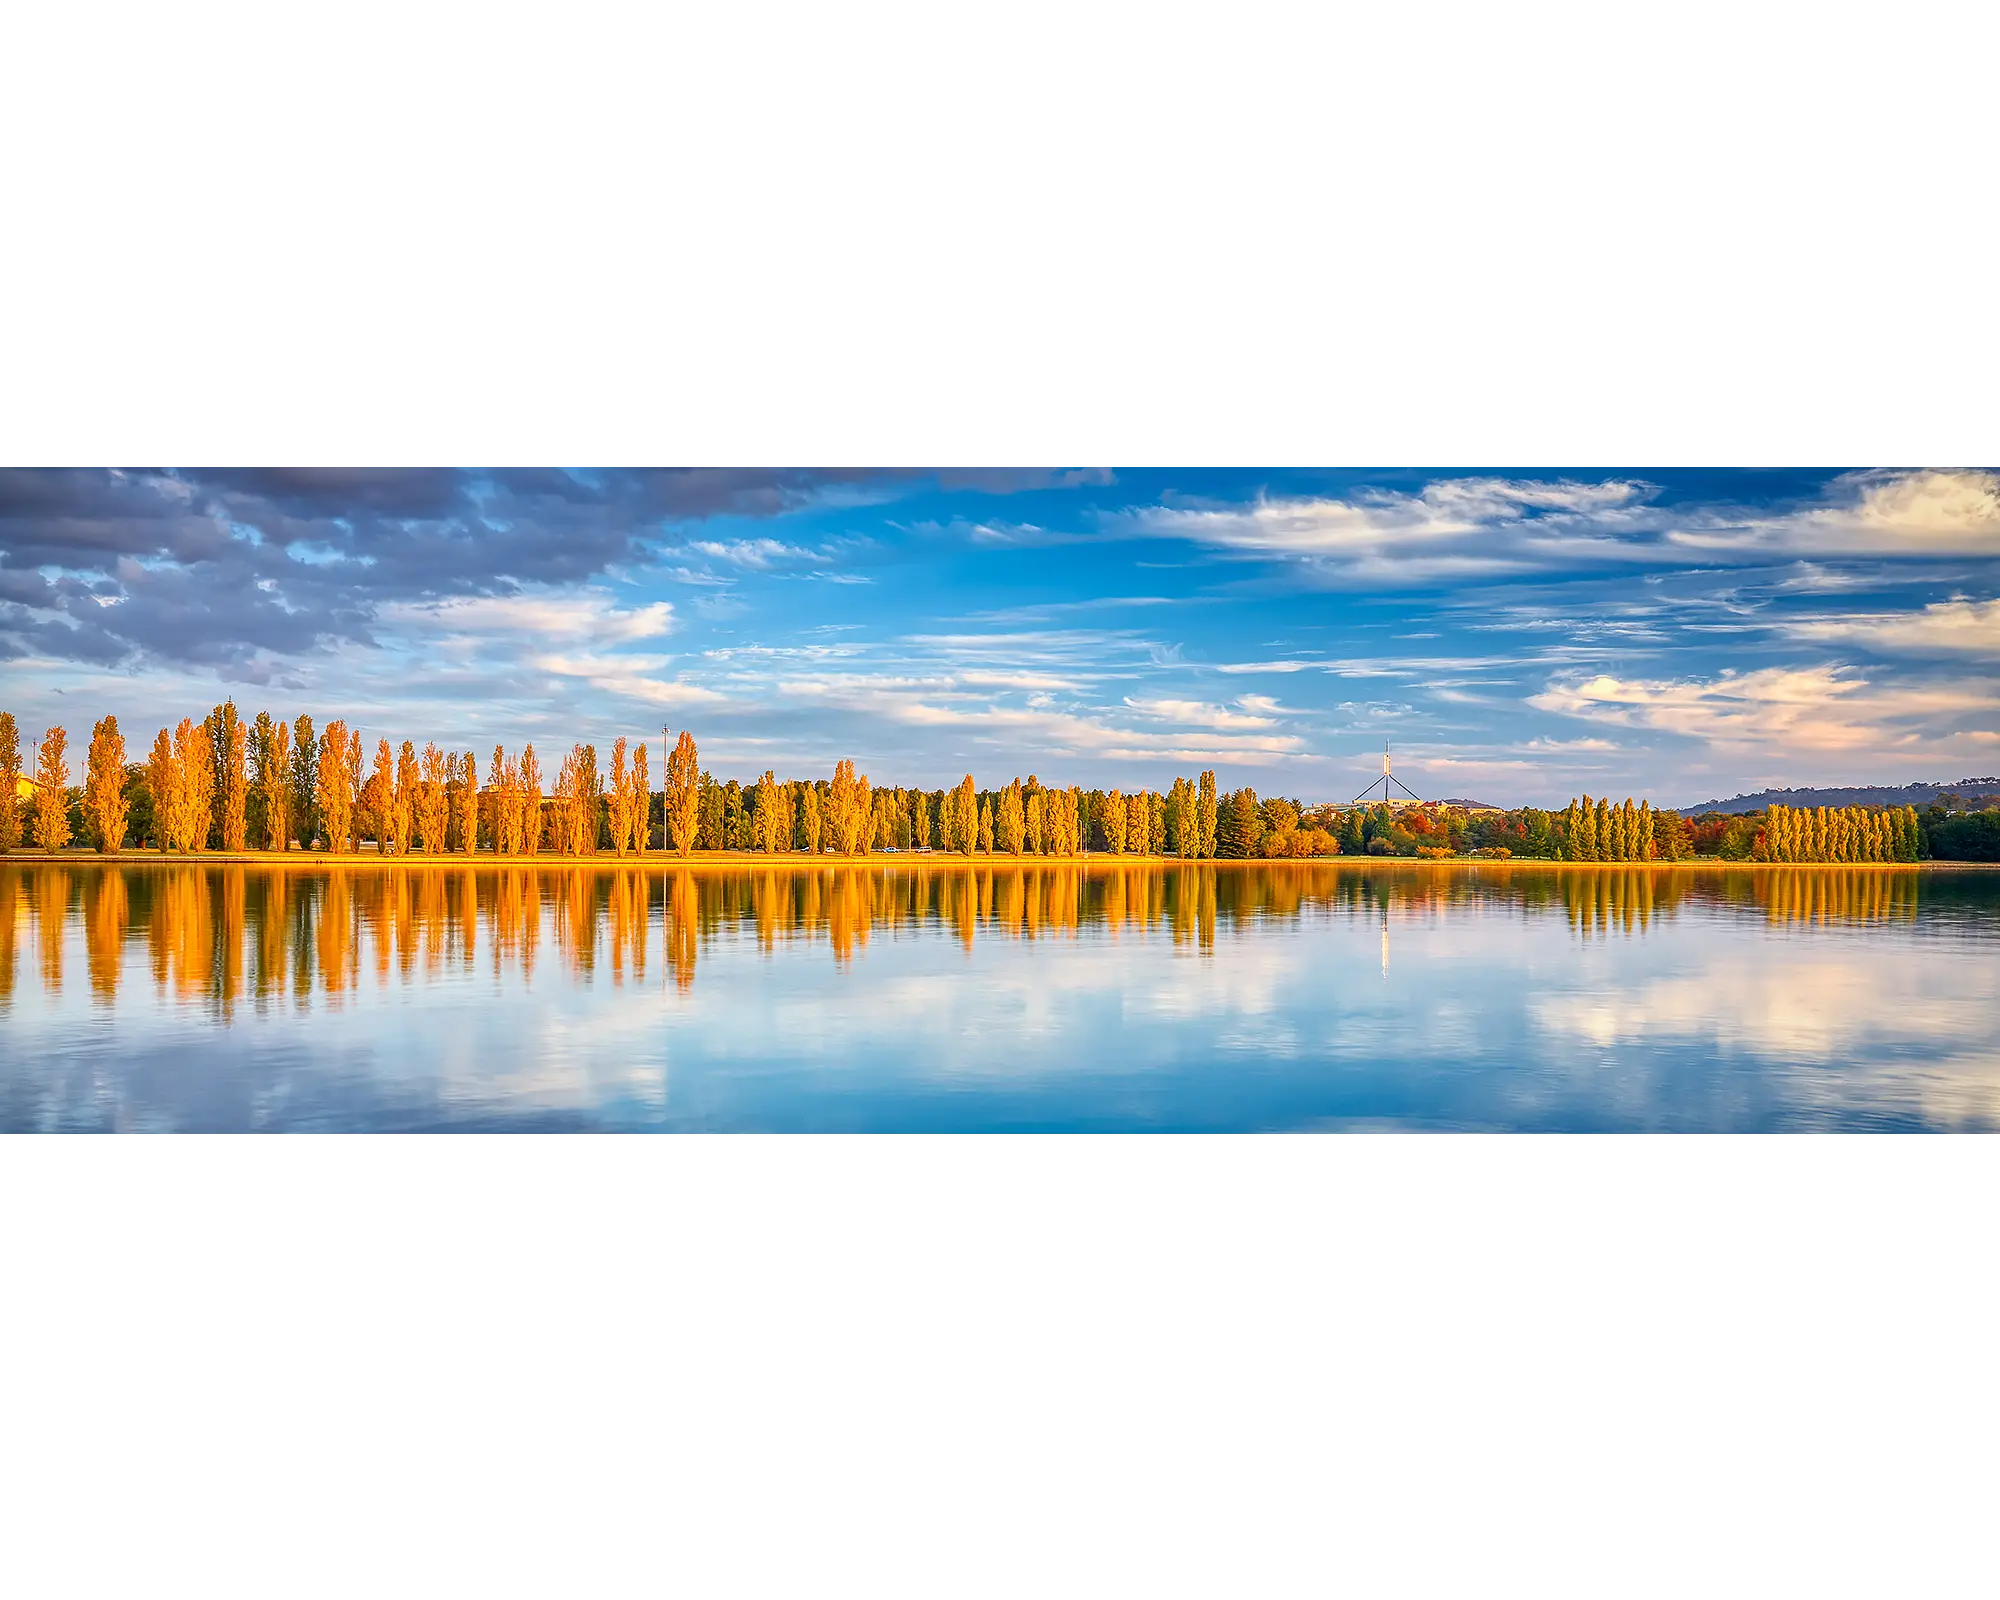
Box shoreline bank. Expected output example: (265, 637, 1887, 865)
(3, 851, 1995, 871)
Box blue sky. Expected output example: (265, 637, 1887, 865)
(3, 467, 1997, 806)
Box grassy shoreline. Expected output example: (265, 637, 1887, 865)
(2, 849, 1994, 871)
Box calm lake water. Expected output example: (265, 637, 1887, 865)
(3, 859, 1997, 1132)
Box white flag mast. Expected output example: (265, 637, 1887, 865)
(1351, 740, 1426, 806)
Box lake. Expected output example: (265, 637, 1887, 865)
(2, 859, 1996, 1132)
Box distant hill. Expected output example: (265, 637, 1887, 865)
(1678, 778, 2000, 816)
(1437, 797, 1505, 813)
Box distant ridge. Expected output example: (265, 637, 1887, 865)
(1678, 778, 2000, 816)
(1437, 797, 1504, 813)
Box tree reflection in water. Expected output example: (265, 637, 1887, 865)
(0, 860, 1978, 1019)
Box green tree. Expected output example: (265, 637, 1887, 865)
(723, 780, 751, 851)
(697, 773, 724, 850)
(290, 714, 319, 848)
(201, 702, 234, 847)
(1216, 788, 1259, 858)
(252, 712, 292, 850)
(753, 769, 790, 853)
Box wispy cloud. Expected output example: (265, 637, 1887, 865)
(384, 589, 674, 642)
(1529, 662, 2000, 753)
(1124, 696, 1281, 731)
(1112, 469, 2000, 591)
(1784, 595, 2000, 658)
(679, 536, 867, 570)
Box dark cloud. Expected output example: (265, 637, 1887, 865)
(0, 468, 1118, 674)
(191, 468, 469, 518)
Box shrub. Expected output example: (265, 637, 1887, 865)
(1925, 811, 2000, 861)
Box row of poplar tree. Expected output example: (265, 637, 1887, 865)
(1547, 795, 1924, 862)
(0, 707, 1940, 866)
(1760, 802, 1927, 864)
(0, 708, 1229, 860)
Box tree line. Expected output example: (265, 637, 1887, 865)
(0, 708, 1232, 859)
(2, 706, 1989, 861)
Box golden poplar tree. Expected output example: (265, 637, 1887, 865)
(417, 742, 449, 853)
(666, 730, 700, 857)
(520, 744, 543, 856)
(999, 780, 1025, 855)
(1024, 789, 1043, 856)
(0, 712, 19, 852)
(220, 715, 249, 851)
(753, 769, 784, 853)
(371, 739, 397, 852)
(553, 747, 581, 855)
(84, 716, 130, 853)
(33, 726, 71, 851)
(146, 727, 177, 851)
(488, 747, 513, 854)
(175, 717, 213, 851)
(830, 759, 860, 855)
(630, 738, 650, 855)
(828, 760, 872, 855)
(1126, 790, 1149, 854)
(1196, 770, 1218, 858)
(552, 744, 598, 856)
(1103, 790, 1127, 856)
(800, 781, 823, 854)
(953, 774, 977, 855)
(259, 714, 292, 849)
(392, 741, 419, 854)
(608, 737, 634, 856)
(578, 745, 601, 854)
(456, 751, 480, 854)
(317, 721, 354, 854)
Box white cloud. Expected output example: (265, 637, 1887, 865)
(531, 651, 727, 709)
(765, 671, 1306, 766)
(683, 536, 864, 570)
(1115, 470, 2000, 587)
(1786, 595, 2000, 658)
(383, 589, 674, 642)
(1669, 469, 2000, 558)
(1529, 662, 2000, 752)
(1123, 697, 1279, 731)
(1120, 478, 1659, 583)
(956, 670, 1079, 692)
(1532, 955, 2000, 1126)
